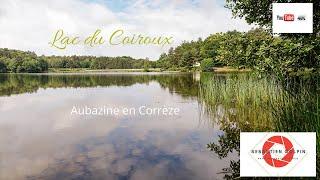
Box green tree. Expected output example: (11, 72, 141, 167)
(226, 0, 319, 35)
(0, 60, 7, 73)
(200, 58, 215, 72)
(225, 0, 320, 74)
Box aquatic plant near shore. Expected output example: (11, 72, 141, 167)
(200, 73, 320, 179)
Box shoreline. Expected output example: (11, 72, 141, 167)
(46, 67, 251, 73)
(0, 67, 317, 76)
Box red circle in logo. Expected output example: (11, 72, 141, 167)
(262, 136, 295, 167)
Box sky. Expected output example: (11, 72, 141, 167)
(0, 0, 252, 60)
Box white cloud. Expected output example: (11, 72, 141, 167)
(0, 0, 252, 60)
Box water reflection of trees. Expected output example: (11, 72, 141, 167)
(200, 73, 319, 179)
(0, 73, 199, 98)
(1, 73, 318, 178)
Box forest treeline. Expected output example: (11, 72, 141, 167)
(0, 49, 48, 73)
(0, 0, 319, 76)
(0, 26, 319, 76)
(157, 28, 319, 76)
(157, 0, 319, 77)
(0, 48, 155, 73)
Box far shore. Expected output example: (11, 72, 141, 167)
(48, 68, 165, 73)
(0, 67, 253, 74)
(46, 67, 251, 73)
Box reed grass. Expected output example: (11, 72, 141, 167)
(199, 72, 320, 178)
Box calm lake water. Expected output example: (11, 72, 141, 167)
(0, 73, 318, 180)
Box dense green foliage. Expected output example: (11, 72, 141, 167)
(1, 26, 319, 75)
(45, 55, 154, 70)
(0, 60, 7, 73)
(226, 0, 320, 35)
(0, 49, 48, 73)
(156, 39, 203, 70)
(157, 0, 319, 76)
(157, 28, 319, 76)
(200, 58, 215, 72)
(0, 48, 155, 73)
(1, 0, 319, 75)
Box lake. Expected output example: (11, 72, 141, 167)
(0, 73, 318, 179)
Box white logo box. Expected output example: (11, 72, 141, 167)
(272, 3, 313, 33)
(240, 132, 316, 177)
